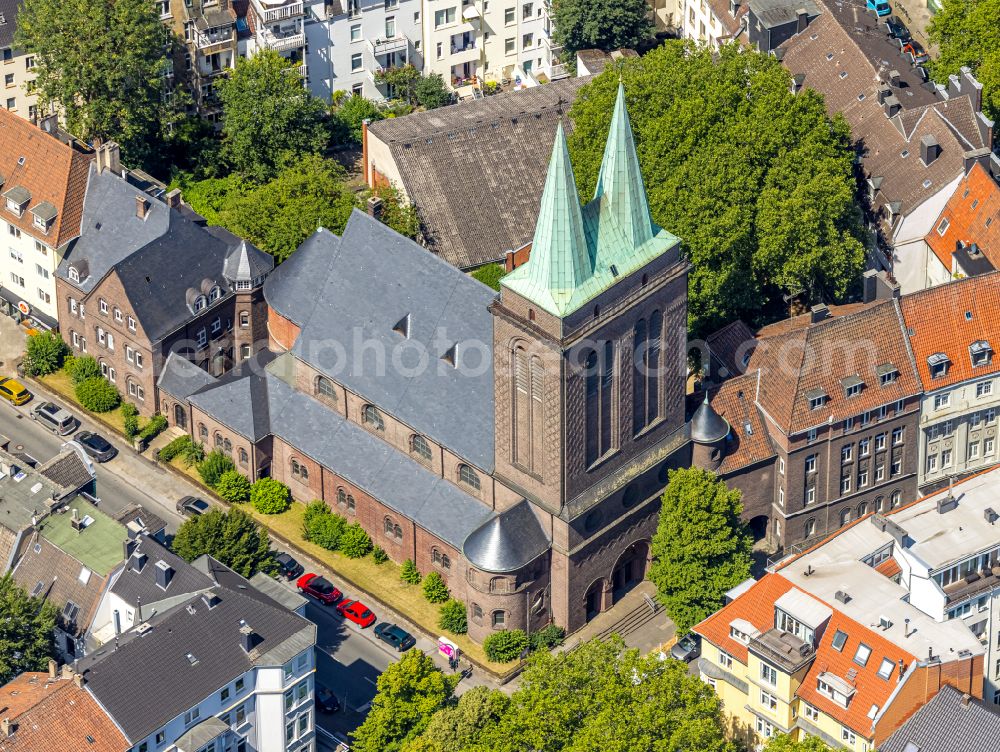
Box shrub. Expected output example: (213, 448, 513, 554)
(66, 354, 101, 384)
(339, 522, 373, 558)
(124, 414, 139, 440)
(303, 499, 329, 528)
(251, 477, 291, 514)
(182, 441, 205, 467)
(437, 599, 468, 634)
(305, 511, 347, 550)
(422, 571, 449, 603)
(529, 624, 565, 651)
(138, 414, 168, 441)
(215, 470, 252, 502)
(483, 629, 529, 663)
(471, 263, 505, 291)
(120, 402, 139, 419)
(23, 331, 68, 376)
(197, 450, 235, 487)
(157, 435, 193, 463)
(75, 377, 120, 412)
(371, 546, 389, 564)
(400, 559, 421, 585)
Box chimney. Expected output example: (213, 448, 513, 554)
(136, 196, 150, 220)
(239, 621, 255, 653)
(790, 73, 805, 95)
(877, 84, 892, 104)
(883, 95, 901, 118)
(862, 269, 900, 302)
(1, 719, 12, 737)
(131, 550, 148, 572)
(984, 507, 998, 525)
(72, 672, 85, 688)
(903, 618, 911, 637)
(38, 113, 58, 135)
(123, 537, 139, 560)
(921, 135, 941, 166)
(367, 195, 383, 220)
(47, 659, 57, 679)
(362, 118, 371, 186)
(810, 303, 830, 323)
(154, 560, 174, 590)
(165, 188, 182, 209)
(70, 508, 83, 532)
(959, 66, 983, 113)
(95, 142, 121, 176)
(963, 147, 992, 175)
(888, 70, 901, 87)
(795, 8, 808, 33)
(937, 478, 958, 513)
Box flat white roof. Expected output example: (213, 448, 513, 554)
(775, 589, 832, 629)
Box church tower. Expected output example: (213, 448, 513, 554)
(491, 85, 691, 629)
(223, 239, 274, 362)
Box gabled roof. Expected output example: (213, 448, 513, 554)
(707, 372, 776, 474)
(706, 319, 755, 378)
(926, 162, 1000, 271)
(36, 445, 94, 492)
(694, 573, 796, 663)
(156, 352, 217, 401)
(881, 685, 1000, 752)
(111, 503, 167, 539)
(462, 500, 550, 573)
(109, 535, 214, 607)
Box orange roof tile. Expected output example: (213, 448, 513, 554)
(899, 271, 1000, 391)
(926, 163, 1000, 272)
(875, 557, 902, 579)
(707, 373, 776, 474)
(694, 574, 796, 663)
(0, 110, 94, 249)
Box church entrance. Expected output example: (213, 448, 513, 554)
(173, 403, 187, 430)
(611, 540, 650, 602)
(585, 579, 607, 622)
(749, 515, 769, 542)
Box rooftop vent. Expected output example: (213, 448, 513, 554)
(984, 507, 998, 525)
(202, 591, 221, 610)
(392, 314, 410, 339)
(884, 95, 901, 118)
(154, 560, 174, 590)
(835, 589, 851, 604)
(936, 485, 958, 514)
(239, 621, 257, 653)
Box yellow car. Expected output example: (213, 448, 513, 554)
(0, 377, 32, 406)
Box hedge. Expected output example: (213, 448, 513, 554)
(215, 470, 252, 503)
(250, 477, 291, 514)
(157, 435, 193, 463)
(74, 377, 121, 413)
(483, 629, 529, 663)
(138, 414, 168, 441)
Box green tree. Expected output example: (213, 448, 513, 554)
(0, 574, 57, 685)
(215, 469, 252, 503)
(217, 50, 330, 182)
(406, 686, 508, 752)
(65, 354, 100, 383)
(171, 508, 274, 578)
(197, 450, 236, 488)
(333, 94, 384, 143)
(340, 522, 373, 558)
(551, 0, 652, 69)
(375, 65, 422, 105)
(351, 650, 461, 752)
(124, 414, 140, 440)
(14, 0, 166, 165)
(763, 735, 832, 752)
(567, 42, 866, 335)
(421, 571, 449, 603)
(360, 184, 421, 240)
(483, 629, 529, 663)
(250, 477, 292, 514)
(437, 599, 468, 634)
(471, 263, 505, 291)
(22, 331, 68, 376)
(649, 468, 752, 633)
(928, 0, 1000, 142)
(528, 624, 565, 651)
(74, 377, 121, 412)
(401, 559, 421, 584)
(414, 74, 451, 109)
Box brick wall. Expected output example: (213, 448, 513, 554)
(267, 307, 301, 351)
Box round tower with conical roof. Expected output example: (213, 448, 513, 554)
(690, 393, 730, 471)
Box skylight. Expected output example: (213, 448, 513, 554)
(853, 642, 872, 667)
(832, 630, 848, 651)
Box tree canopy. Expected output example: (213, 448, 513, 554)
(927, 0, 999, 140)
(217, 50, 330, 182)
(567, 42, 866, 335)
(649, 467, 753, 633)
(14, 0, 167, 165)
(551, 0, 653, 67)
(0, 574, 57, 685)
(763, 735, 833, 752)
(171, 508, 274, 578)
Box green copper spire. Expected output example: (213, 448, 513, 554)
(593, 82, 656, 249)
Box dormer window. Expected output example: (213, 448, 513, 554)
(806, 388, 827, 410)
(817, 673, 855, 707)
(876, 363, 898, 386)
(209, 286, 222, 302)
(728, 618, 759, 645)
(842, 375, 864, 398)
(69, 267, 79, 283)
(970, 340, 992, 367)
(30, 201, 57, 234)
(193, 295, 207, 312)
(927, 352, 950, 379)
(4, 186, 30, 217)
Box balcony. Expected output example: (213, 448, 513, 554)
(259, 26, 305, 51)
(194, 28, 234, 50)
(449, 40, 479, 64)
(368, 35, 409, 56)
(250, 0, 303, 23)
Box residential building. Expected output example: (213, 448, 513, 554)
(246, 0, 308, 80)
(10, 498, 129, 662)
(679, 0, 747, 47)
(881, 685, 1000, 752)
(574, 48, 638, 77)
(55, 155, 273, 417)
(364, 74, 588, 269)
(0, 0, 41, 121)
(899, 272, 1000, 491)
(303, 0, 423, 102)
(694, 570, 984, 750)
(0, 668, 128, 752)
(0, 108, 93, 328)
(111, 502, 168, 543)
(174, 85, 692, 640)
(744, 0, 817, 50)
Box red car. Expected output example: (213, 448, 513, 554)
(336, 599, 376, 628)
(296, 573, 342, 605)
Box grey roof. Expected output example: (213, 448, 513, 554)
(81, 570, 312, 743)
(111, 503, 167, 538)
(188, 355, 272, 441)
(266, 210, 497, 470)
(880, 685, 1000, 752)
(31, 200, 57, 222)
(37, 445, 94, 492)
(109, 535, 214, 607)
(3, 184, 30, 205)
(0, 447, 66, 532)
(174, 717, 229, 752)
(366, 77, 589, 268)
(462, 500, 549, 573)
(263, 227, 340, 325)
(249, 572, 308, 612)
(747, 0, 819, 28)
(0, 0, 19, 49)
(223, 238, 273, 282)
(690, 393, 730, 443)
(156, 352, 218, 401)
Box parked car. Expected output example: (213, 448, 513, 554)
(670, 633, 701, 663)
(900, 39, 929, 64)
(315, 684, 341, 714)
(337, 599, 377, 628)
(275, 552, 304, 580)
(74, 431, 118, 462)
(31, 402, 77, 435)
(884, 16, 909, 41)
(296, 573, 342, 605)
(866, 0, 891, 16)
(176, 496, 210, 517)
(0, 377, 31, 406)
(373, 622, 416, 651)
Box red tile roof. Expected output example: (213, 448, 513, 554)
(0, 110, 94, 249)
(899, 271, 1000, 391)
(694, 574, 796, 663)
(875, 557, 902, 579)
(707, 373, 776, 474)
(925, 163, 1000, 272)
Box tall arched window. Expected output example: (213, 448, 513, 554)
(337, 488, 347, 506)
(512, 345, 544, 472)
(214, 432, 223, 449)
(384, 517, 396, 537)
(645, 310, 663, 428)
(222, 438, 232, 456)
(458, 464, 481, 492)
(239, 448, 248, 466)
(363, 405, 384, 432)
(632, 318, 647, 435)
(840, 508, 852, 526)
(585, 343, 615, 466)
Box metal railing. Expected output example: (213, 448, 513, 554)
(259, 27, 305, 51)
(251, 0, 303, 22)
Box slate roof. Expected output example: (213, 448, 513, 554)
(366, 76, 589, 269)
(462, 500, 549, 573)
(109, 535, 214, 607)
(926, 162, 1000, 271)
(0, 675, 127, 752)
(707, 372, 776, 474)
(157, 352, 218, 401)
(749, 0, 818, 28)
(899, 271, 1000, 391)
(223, 238, 273, 282)
(881, 685, 1000, 752)
(266, 210, 497, 470)
(748, 300, 921, 435)
(0, 109, 93, 248)
(36, 445, 94, 492)
(0, 0, 19, 49)
(80, 577, 312, 743)
(111, 503, 167, 539)
(690, 393, 730, 443)
(706, 319, 756, 378)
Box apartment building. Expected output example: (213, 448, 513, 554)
(0, 0, 41, 120)
(678, 0, 745, 47)
(304, 0, 423, 101)
(0, 108, 93, 328)
(246, 0, 308, 79)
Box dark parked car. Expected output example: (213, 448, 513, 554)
(670, 633, 701, 663)
(74, 431, 118, 462)
(337, 599, 376, 628)
(374, 622, 416, 651)
(275, 552, 304, 580)
(176, 496, 210, 517)
(315, 684, 341, 714)
(296, 573, 342, 604)
(884, 16, 909, 41)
